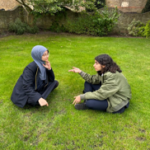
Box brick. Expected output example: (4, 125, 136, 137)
(106, 0, 148, 13)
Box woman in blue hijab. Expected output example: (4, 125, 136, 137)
(11, 45, 59, 108)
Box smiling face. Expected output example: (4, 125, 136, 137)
(41, 50, 49, 62)
(93, 60, 105, 72)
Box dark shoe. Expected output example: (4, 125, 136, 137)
(75, 103, 87, 110)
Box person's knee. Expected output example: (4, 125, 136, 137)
(55, 80, 59, 87)
(84, 81, 93, 92)
(85, 100, 93, 108)
(52, 80, 59, 90)
(84, 81, 90, 86)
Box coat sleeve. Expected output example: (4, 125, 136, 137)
(46, 68, 55, 82)
(79, 71, 101, 84)
(81, 73, 119, 100)
(22, 66, 42, 103)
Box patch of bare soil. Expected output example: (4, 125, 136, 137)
(0, 31, 15, 39)
(0, 31, 145, 39)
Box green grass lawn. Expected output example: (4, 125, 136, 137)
(0, 33, 150, 150)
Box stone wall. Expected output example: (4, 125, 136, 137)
(106, 0, 147, 13)
(0, 7, 80, 32)
(0, 6, 150, 35)
(114, 11, 150, 34)
(0, 6, 26, 32)
(34, 9, 79, 30)
(0, 0, 148, 13)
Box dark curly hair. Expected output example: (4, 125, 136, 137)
(95, 54, 122, 75)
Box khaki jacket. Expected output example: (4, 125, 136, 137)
(79, 71, 131, 112)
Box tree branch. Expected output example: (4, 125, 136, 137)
(16, 0, 33, 12)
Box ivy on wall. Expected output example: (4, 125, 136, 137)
(95, 0, 105, 9)
(87, 0, 105, 12)
(142, 0, 150, 13)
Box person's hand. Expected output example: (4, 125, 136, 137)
(72, 95, 81, 105)
(38, 98, 49, 106)
(43, 61, 51, 70)
(69, 67, 81, 73)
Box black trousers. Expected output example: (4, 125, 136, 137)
(27, 80, 59, 106)
(84, 81, 108, 111)
(84, 81, 129, 113)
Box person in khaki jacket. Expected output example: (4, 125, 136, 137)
(69, 54, 131, 113)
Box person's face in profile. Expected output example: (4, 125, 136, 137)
(42, 50, 49, 62)
(93, 60, 105, 71)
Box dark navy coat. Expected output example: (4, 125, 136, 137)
(11, 61, 55, 108)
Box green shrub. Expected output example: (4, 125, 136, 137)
(93, 7, 119, 36)
(95, 0, 105, 9)
(49, 10, 67, 33)
(127, 19, 145, 37)
(26, 26, 39, 34)
(138, 26, 145, 37)
(8, 18, 39, 35)
(144, 20, 150, 38)
(9, 18, 26, 35)
(49, 21, 67, 33)
(127, 19, 150, 37)
(50, 6, 119, 36)
(65, 13, 96, 35)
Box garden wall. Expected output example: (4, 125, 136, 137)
(33, 9, 79, 30)
(0, 6, 25, 32)
(106, 0, 147, 13)
(114, 11, 150, 34)
(0, 6, 150, 35)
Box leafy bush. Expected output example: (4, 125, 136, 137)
(127, 19, 150, 37)
(9, 18, 39, 35)
(9, 18, 26, 35)
(144, 20, 150, 38)
(49, 6, 119, 36)
(95, 0, 105, 9)
(49, 21, 66, 33)
(48, 10, 67, 33)
(127, 19, 145, 37)
(26, 26, 39, 34)
(92, 7, 119, 36)
(65, 14, 96, 35)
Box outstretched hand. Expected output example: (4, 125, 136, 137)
(43, 61, 51, 70)
(72, 95, 81, 105)
(69, 67, 82, 73)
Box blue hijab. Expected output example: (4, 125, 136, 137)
(31, 45, 48, 80)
